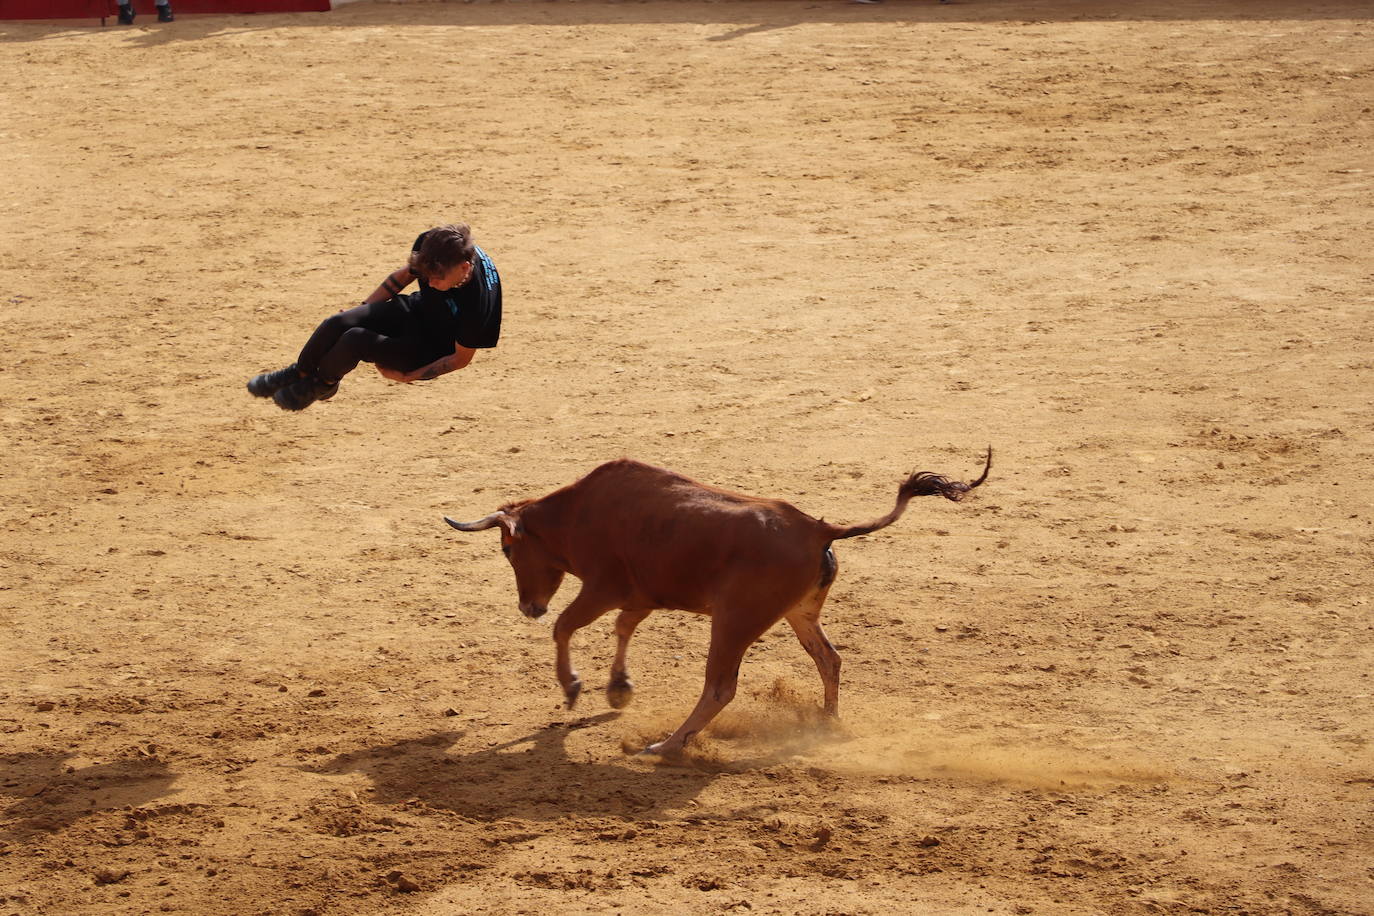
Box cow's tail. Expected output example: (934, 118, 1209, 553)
(828, 446, 991, 541)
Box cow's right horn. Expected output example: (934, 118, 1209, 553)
(444, 513, 505, 532)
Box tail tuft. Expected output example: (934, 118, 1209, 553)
(901, 446, 992, 502)
(903, 471, 972, 501)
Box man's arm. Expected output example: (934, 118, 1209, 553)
(362, 265, 417, 306)
(386, 343, 477, 383)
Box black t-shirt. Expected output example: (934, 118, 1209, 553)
(410, 231, 503, 351)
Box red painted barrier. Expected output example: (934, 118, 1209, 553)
(0, 0, 332, 19)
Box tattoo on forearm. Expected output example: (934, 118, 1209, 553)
(383, 276, 403, 295)
(420, 357, 456, 381)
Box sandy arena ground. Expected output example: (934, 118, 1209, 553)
(2, 0, 1372, 913)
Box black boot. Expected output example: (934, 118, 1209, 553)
(157, 3, 174, 21)
(117, 3, 135, 24)
(247, 363, 304, 398)
(273, 375, 340, 411)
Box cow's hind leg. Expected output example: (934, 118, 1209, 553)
(552, 588, 621, 710)
(645, 610, 774, 757)
(784, 584, 840, 717)
(607, 608, 651, 709)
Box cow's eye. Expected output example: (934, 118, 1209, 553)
(501, 543, 511, 557)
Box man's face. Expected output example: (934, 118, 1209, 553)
(424, 260, 474, 291)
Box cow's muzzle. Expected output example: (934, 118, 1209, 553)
(520, 601, 548, 620)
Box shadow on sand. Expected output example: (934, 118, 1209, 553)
(311, 714, 718, 821)
(308, 710, 847, 822)
(0, 750, 176, 840)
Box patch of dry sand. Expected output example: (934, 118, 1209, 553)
(2, 1, 1372, 914)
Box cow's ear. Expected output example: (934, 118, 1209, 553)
(499, 514, 520, 538)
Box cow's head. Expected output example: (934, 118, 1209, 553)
(444, 505, 565, 619)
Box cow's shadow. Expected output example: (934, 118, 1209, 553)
(310, 714, 722, 822)
(0, 751, 175, 840)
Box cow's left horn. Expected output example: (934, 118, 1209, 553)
(444, 513, 504, 532)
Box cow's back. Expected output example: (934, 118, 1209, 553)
(557, 460, 829, 612)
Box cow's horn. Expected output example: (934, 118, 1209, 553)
(444, 513, 505, 532)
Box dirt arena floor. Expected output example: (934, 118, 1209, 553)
(2, 0, 1372, 913)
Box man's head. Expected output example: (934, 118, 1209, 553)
(410, 224, 476, 291)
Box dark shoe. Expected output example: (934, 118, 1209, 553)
(247, 363, 303, 398)
(117, 3, 135, 23)
(273, 376, 339, 411)
(157, 4, 174, 21)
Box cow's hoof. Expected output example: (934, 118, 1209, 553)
(640, 744, 688, 765)
(606, 677, 634, 709)
(563, 678, 582, 710)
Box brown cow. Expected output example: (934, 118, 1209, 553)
(444, 449, 990, 756)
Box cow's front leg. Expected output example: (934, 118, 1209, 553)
(551, 589, 620, 710)
(607, 608, 652, 709)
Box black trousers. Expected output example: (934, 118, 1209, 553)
(295, 297, 445, 382)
